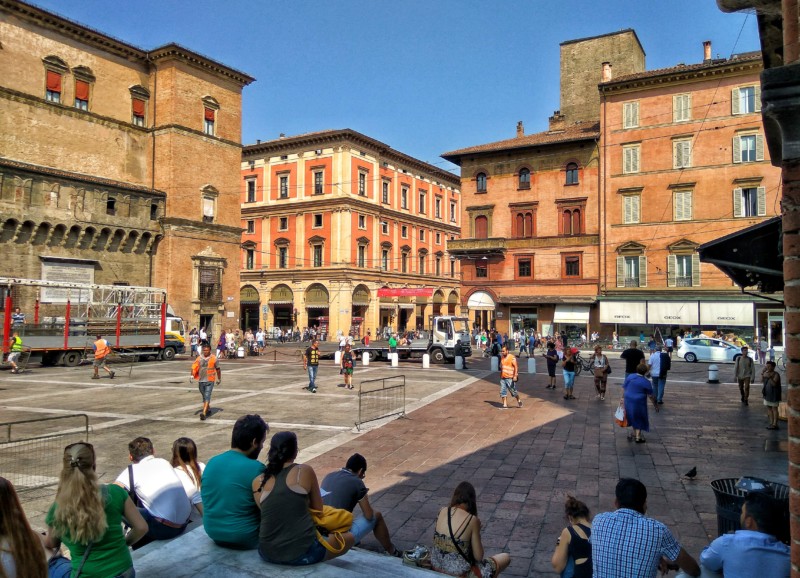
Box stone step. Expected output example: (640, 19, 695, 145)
(132, 526, 439, 577)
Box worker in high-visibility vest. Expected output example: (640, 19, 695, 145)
(8, 331, 23, 374)
(191, 343, 221, 420)
(499, 344, 522, 409)
(92, 334, 115, 379)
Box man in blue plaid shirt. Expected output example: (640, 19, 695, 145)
(592, 478, 700, 578)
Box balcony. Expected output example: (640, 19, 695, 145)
(624, 277, 640, 287)
(448, 234, 599, 256)
(676, 276, 692, 287)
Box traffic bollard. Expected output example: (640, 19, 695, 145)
(422, 353, 430, 368)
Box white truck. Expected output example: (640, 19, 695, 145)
(354, 316, 473, 363)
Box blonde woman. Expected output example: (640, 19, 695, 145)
(44, 442, 148, 578)
(171, 437, 205, 515)
(0, 476, 47, 578)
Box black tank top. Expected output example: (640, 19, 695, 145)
(567, 524, 592, 578)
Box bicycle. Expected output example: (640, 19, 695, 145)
(776, 353, 787, 372)
(572, 352, 594, 377)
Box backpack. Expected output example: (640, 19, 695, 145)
(660, 351, 671, 372)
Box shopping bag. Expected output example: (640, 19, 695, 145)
(614, 403, 628, 427)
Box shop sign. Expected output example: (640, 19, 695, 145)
(377, 287, 433, 297)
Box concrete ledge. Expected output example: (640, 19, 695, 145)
(132, 526, 439, 577)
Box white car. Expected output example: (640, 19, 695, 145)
(677, 337, 756, 363)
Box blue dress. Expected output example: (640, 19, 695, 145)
(623, 374, 653, 431)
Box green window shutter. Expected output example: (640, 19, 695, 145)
(733, 136, 742, 163)
(754, 84, 762, 112)
(639, 255, 647, 288)
(733, 188, 744, 217)
(617, 256, 625, 287)
(667, 255, 676, 287)
(732, 88, 740, 115)
(757, 186, 766, 216)
(756, 134, 765, 161)
(692, 253, 701, 286)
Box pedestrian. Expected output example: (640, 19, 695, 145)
(454, 339, 467, 369)
(656, 346, 671, 404)
(338, 332, 347, 352)
(341, 343, 355, 390)
(490, 335, 501, 364)
(363, 331, 371, 347)
(734, 347, 756, 405)
(518, 331, 527, 357)
(648, 345, 664, 405)
(191, 343, 221, 420)
(556, 336, 564, 360)
(639, 331, 646, 344)
(551, 495, 593, 578)
(528, 332, 536, 356)
(190, 328, 199, 358)
(499, 345, 522, 409)
(562, 348, 577, 400)
(7, 330, 23, 374)
(10, 307, 25, 326)
(622, 363, 659, 443)
(620, 340, 645, 378)
(761, 361, 782, 430)
(647, 335, 657, 352)
(612, 331, 619, 349)
(664, 335, 674, 358)
(303, 338, 320, 393)
(199, 326, 208, 346)
(758, 336, 769, 364)
(589, 345, 610, 401)
(389, 333, 398, 355)
(91, 334, 115, 380)
(216, 332, 226, 359)
(545, 342, 558, 389)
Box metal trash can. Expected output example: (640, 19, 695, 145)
(711, 478, 790, 543)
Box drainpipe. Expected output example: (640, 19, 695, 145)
(148, 58, 158, 288)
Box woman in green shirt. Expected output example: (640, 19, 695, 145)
(45, 442, 148, 578)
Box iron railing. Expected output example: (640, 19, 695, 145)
(356, 375, 406, 431)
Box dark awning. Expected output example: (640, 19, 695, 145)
(698, 217, 783, 293)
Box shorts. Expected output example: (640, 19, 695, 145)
(259, 537, 327, 566)
(350, 515, 377, 544)
(93, 356, 108, 368)
(8, 352, 20, 363)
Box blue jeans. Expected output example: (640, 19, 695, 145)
(500, 377, 518, 398)
(563, 370, 575, 388)
(307, 365, 318, 389)
(350, 515, 377, 544)
(198, 381, 214, 403)
(652, 376, 666, 402)
(138, 508, 187, 541)
(259, 538, 327, 566)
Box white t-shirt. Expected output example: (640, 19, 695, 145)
(199, 329, 207, 341)
(115, 455, 191, 524)
(648, 352, 662, 377)
(0, 539, 16, 578)
(256, 331, 265, 342)
(665, 338, 674, 348)
(173, 462, 205, 505)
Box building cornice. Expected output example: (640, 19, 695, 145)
(599, 58, 761, 94)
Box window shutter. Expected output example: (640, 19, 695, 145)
(204, 107, 215, 121)
(684, 191, 692, 220)
(632, 102, 639, 126)
(685, 94, 692, 121)
(733, 188, 744, 217)
(132, 98, 146, 117)
(623, 196, 632, 223)
(75, 80, 90, 101)
(674, 192, 682, 221)
(673, 95, 679, 122)
(203, 197, 214, 217)
(623, 149, 631, 173)
(756, 134, 765, 161)
(624, 103, 631, 128)
(632, 195, 640, 223)
(616, 256, 625, 287)
(757, 186, 766, 216)
(683, 141, 692, 168)
(667, 255, 676, 287)
(639, 255, 648, 287)
(691, 253, 701, 286)
(46, 70, 62, 92)
(733, 136, 742, 163)
(732, 87, 740, 115)
(754, 84, 762, 112)
(632, 147, 640, 173)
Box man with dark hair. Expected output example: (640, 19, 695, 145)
(202, 415, 268, 549)
(303, 338, 320, 393)
(699, 492, 789, 577)
(115, 436, 191, 546)
(592, 478, 700, 578)
(621, 340, 645, 378)
(92, 334, 115, 380)
(321, 453, 401, 557)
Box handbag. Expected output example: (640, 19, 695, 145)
(447, 508, 483, 578)
(310, 505, 353, 554)
(614, 403, 628, 427)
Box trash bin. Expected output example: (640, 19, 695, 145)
(711, 477, 790, 543)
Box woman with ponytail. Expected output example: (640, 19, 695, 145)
(252, 431, 354, 566)
(44, 442, 148, 578)
(0, 476, 47, 578)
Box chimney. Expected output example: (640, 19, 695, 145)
(601, 61, 612, 82)
(703, 40, 711, 63)
(549, 110, 566, 132)
(279, 133, 286, 139)
(256, 139, 261, 144)
(516, 121, 524, 137)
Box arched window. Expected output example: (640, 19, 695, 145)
(518, 168, 530, 189)
(566, 162, 579, 185)
(476, 172, 487, 193)
(514, 212, 534, 238)
(562, 210, 572, 235)
(515, 213, 524, 237)
(524, 213, 533, 237)
(474, 215, 488, 239)
(562, 209, 582, 235)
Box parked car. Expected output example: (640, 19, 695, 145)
(677, 337, 756, 363)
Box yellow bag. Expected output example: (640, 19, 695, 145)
(310, 506, 353, 554)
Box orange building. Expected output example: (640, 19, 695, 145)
(598, 41, 783, 344)
(240, 129, 462, 339)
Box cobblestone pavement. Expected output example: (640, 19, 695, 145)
(2, 349, 786, 577)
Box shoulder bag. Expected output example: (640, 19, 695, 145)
(447, 508, 483, 578)
(310, 505, 353, 554)
(127, 465, 143, 507)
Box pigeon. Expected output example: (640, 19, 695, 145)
(683, 467, 697, 480)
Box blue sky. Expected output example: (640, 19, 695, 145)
(30, 1, 759, 173)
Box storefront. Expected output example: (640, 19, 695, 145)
(351, 285, 370, 337)
(239, 285, 260, 331)
(552, 305, 590, 339)
(305, 283, 329, 340)
(467, 290, 495, 331)
(599, 300, 647, 340)
(510, 307, 538, 334)
(268, 284, 294, 330)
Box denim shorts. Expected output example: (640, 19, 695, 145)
(350, 515, 377, 544)
(259, 538, 327, 566)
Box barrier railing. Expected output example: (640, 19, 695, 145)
(356, 375, 406, 431)
(0, 414, 89, 492)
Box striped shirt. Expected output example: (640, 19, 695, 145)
(591, 508, 682, 578)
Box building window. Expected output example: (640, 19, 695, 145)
(245, 249, 254, 270)
(202, 196, 215, 223)
(419, 190, 426, 214)
(668, 253, 699, 287)
(381, 221, 389, 235)
(401, 252, 408, 273)
(246, 220, 255, 234)
(623, 101, 639, 128)
(518, 258, 532, 278)
(357, 245, 366, 268)
(565, 163, 579, 185)
(132, 98, 146, 126)
(616, 252, 647, 287)
(199, 267, 221, 302)
(314, 171, 324, 195)
(435, 197, 442, 218)
(673, 138, 693, 169)
(279, 175, 289, 199)
(673, 94, 691, 122)
(673, 190, 693, 221)
(106, 197, 117, 216)
(401, 187, 408, 209)
(733, 133, 764, 163)
(382, 250, 389, 271)
(435, 257, 441, 276)
(450, 258, 455, 278)
(312, 245, 323, 267)
(358, 215, 366, 229)
(278, 217, 289, 231)
(625, 255, 641, 287)
(623, 144, 640, 174)
(419, 229, 426, 242)
(518, 168, 531, 189)
(313, 214, 323, 228)
(622, 194, 640, 224)
(733, 85, 760, 115)
(561, 209, 582, 235)
(246, 180, 256, 203)
(401, 225, 408, 238)
(450, 201, 457, 222)
(278, 247, 289, 269)
(358, 172, 367, 196)
(204, 107, 216, 136)
(74, 79, 90, 110)
(475, 264, 487, 278)
(435, 232, 441, 245)
(733, 186, 766, 217)
(476, 172, 487, 193)
(418, 254, 426, 275)
(150, 204, 159, 220)
(474, 215, 489, 239)
(514, 211, 534, 238)
(45, 69, 62, 103)
(563, 255, 581, 278)
(382, 181, 390, 204)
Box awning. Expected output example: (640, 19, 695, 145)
(467, 291, 495, 311)
(600, 301, 646, 324)
(553, 305, 590, 324)
(647, 301, 699, 325)
(379, 304, 396, 310)
(352, 301, 370, 306)
(398, 303, 415, 310)
(699, 302, 754, 326)
(268, 299, 293, 305)
(306, 304, 329, 310)
(500, 295, 596, 304)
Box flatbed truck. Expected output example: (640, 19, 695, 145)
(354, 315, 472, 364)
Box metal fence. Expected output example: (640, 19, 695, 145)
(356, 375, 406, 431)
(0, 414, 89, 492)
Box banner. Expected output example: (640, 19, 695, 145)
(376, 288, 433, 297)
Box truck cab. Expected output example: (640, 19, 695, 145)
(428, 316, 472, 363)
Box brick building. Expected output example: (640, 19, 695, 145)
(443, 30, 644, 338)
(240, 129, 462, 339)
(0, 0, 253, 337)
(598, 42, 782, 344)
